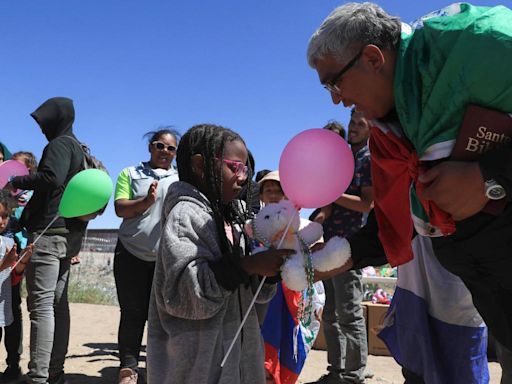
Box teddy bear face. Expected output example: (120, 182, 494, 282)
(250, 200, 301, 248)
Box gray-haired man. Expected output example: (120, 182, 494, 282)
(307, 2, 512, 382)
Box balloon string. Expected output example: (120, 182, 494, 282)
(221, 214, 296, 368)
(11, 214, 59, 270)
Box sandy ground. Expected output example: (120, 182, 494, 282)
(0, 301, 502, 383)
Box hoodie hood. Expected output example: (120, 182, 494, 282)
(163, 181, 212, 219)
(31, 97, 75, 141)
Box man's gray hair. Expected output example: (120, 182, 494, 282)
(307, 2, 401, 68)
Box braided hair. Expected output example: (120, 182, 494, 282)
(177, 124, 254, 258)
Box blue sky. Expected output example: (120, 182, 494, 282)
(1, 0, 508, 228)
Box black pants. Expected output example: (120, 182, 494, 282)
(114, 240, 155, 369)
(0, 283, 23, 367)
(402, 367, 424, 384)
(432, 205, 512, 350)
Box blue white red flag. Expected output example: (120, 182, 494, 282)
(379, 236, 489, 384)
(261, 282, 324, 384)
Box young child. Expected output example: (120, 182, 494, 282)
(0, 191, 32, 375)
(0, 192, 18, 273)
(257, 171, 325, 384)
(6, 152, 37, 246)
(0, 152, 36, 383)
(147, 124, 293, 384)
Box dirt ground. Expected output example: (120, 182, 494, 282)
(0, 301, 502, 383)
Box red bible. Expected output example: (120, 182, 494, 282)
(450, 104, 512, 215)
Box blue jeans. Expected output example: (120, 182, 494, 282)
(25, 234, 70, 384)
(322, 270, 368, 383)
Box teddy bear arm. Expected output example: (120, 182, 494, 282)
(297, 221, 323, 245)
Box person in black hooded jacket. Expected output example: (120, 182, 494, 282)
(8, 97, 86, 384)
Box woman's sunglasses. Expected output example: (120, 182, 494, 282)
(152, 141, 176, 152)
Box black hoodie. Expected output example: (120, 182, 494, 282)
(11, 97, 85, 232)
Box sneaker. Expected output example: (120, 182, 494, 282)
(119, 368, 138, 384)
(364, 369, 374, 379)
(0, 365, 22, 384)
(305, 372, 344, 384)
(48, 371, 68, 384)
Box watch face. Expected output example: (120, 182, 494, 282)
(487, 185, 506, 200)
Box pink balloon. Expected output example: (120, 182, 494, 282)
(279, 129, 354, 208)
(0, 160, 29, 189)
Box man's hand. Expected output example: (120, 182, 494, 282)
(314, 258, 354, 281)
(418, 161, 488, 221)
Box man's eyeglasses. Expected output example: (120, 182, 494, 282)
(152, 141, 176, 152)
(323, 48, 363, 95)
(219, 158, 249, 179)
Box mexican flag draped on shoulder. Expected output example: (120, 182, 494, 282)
(371, 3, 512, 265)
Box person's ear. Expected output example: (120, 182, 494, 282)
(362, 44, 385, 73)
(191, 154, 205, 179)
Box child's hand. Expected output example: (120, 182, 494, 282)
(0, 244, 17, 272)
(241, 248, 294, 277)
(70, 254, 81, 265)
(310, 242, 326, 253)
(313, 205, 332, 224)
(14, 244, 33, 274)
(315, 307, 323, 321)
(2, 180, 15, 194)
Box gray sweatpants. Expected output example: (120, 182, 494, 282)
(25, 234, 70, 384)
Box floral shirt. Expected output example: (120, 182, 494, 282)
(323, 144, 372, 240)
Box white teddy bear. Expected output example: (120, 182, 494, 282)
(245, 200, 351, 291)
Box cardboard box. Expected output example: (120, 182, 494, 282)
(364, 302, 391, 356)
(312, 304, 368, 351)
(313, 322, 327, 350)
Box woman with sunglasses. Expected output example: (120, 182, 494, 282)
(113, 128, 180, 384)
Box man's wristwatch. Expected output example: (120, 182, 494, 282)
(484, 179, 507, 200)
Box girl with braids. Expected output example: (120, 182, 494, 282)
(147, 124, 293, 384)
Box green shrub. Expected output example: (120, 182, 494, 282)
(67, 281, 118, 305)
(20, 275, 118, 306)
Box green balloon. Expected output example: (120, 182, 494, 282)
(59, 169, 113, 218)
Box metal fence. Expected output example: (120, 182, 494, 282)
(81, 228, 118, 254)
(69, 229, 119, 305)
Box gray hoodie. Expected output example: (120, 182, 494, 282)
(147, 181, 275, 384)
